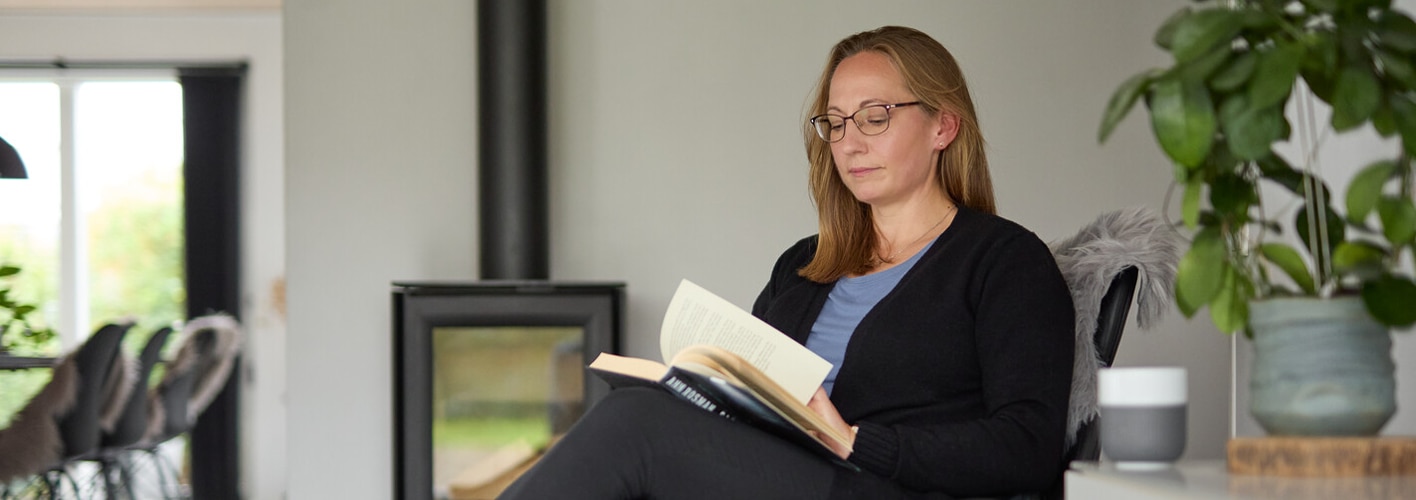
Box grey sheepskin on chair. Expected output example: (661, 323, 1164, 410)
(182, 315, 242, 421)
(143, 314, 243, 443)
(1049, 207, 1181, 448)
(0, 327, 138, 483)
(0, 356, 77, 482)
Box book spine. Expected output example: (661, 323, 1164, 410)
(662, 373, 735, 421)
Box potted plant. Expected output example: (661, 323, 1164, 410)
(0, 264, 53, 354)
(1099, 0, 1416, 435)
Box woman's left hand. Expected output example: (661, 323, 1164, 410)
(806, 387, 856, 459)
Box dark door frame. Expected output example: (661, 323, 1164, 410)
(181, 65, 245, 500)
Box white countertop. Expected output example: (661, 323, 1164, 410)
(1066, 460, 1416, 499)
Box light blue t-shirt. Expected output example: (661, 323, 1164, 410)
(806, 238, 934, 394)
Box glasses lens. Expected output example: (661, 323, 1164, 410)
(856, 106, 891, 136)
(813, 116, 845, 142)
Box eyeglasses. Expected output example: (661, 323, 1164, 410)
(808, 102, 921, 143)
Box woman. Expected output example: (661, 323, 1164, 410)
(498, 26, 1073, 500)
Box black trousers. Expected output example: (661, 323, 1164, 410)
(497, 387, 933, 500)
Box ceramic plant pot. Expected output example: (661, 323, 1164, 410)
(1248, 296, 1395, 436)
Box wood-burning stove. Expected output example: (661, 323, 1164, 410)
(391, 281, 623, 499)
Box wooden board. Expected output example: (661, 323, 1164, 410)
(448, 454, 540, 500)
(1228, 437, 1416, 476)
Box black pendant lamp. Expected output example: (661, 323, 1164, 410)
(0, 135, 26, 179)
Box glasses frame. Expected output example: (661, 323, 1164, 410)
(809, 101, 922, 143)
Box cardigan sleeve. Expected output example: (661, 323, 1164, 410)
(846, 232, 1075, 496)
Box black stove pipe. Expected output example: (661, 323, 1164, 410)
(478, 0, 548, 280)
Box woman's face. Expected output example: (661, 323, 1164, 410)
(827, 51, 954, 208)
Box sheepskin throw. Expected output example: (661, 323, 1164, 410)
(1050, 207, 1181, 448)
(144, 314, 243, 443)
(0, 357, 78, 482)
(182, 314, 242, 422)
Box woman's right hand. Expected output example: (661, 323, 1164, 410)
(806, 387, 856, 459)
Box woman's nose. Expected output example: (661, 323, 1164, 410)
(835, 125, 867, 154)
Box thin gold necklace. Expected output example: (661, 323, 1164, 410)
(875, 204, 957, 265)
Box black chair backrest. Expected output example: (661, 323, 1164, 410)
(1068, 266, 1139, 462)
(143, 315, 241, 444)
(102, 327, 172, 448)
(58, 324, 130, 458)
(159, 363, 200, 439)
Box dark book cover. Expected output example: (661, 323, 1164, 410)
(659, 366, 859, 471)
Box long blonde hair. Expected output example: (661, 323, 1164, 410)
(798, 26, 995, 282)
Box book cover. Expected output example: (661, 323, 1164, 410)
(660, 365, 858, 471)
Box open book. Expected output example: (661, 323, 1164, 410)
(587, 279, 857, 470)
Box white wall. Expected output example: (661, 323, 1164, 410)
(283, 1, 476, 498)
(0, 10, 285, 500)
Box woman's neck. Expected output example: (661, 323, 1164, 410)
(872, 195, 956, 241)
(868, 194, 958, 269)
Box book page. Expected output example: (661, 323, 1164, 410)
(587, 353, 668, 382)
(660, 279, 831, 404)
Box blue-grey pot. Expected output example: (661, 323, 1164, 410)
(1249, 296, 1395, 436)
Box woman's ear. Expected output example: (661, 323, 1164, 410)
(935, 112, 960, 150)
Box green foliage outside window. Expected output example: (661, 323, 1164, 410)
(0, 264, 54, 353)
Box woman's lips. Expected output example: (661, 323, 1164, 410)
(847, 166, 880, 177)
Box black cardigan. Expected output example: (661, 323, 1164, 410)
(752, 207, 1075, 497)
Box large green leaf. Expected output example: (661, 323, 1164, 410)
(1391, 93, 1416, 156)
(1331, 66, 1382, 131)
(1375, 49, 1416, 91)
(1211, 51, 1258, 92)
(1301, 0, 1340, 12)
(1170, 8, 1245, 63)
(1209, 172, 1257, 221)
(1261, 243, 1317, 294)
(1296, 203, 1346, 268)
(1373, 101, 1399, 137)
(1218, 93, 1247, 125)
(1176, 227, 1228, 317)
(1210, 264, 1249, 334)
(1221, 96, 1285, 160)
(1302, 32, 1340, 76)
(1375, 10, 1416, 54)
(1149, 77, 1216, 168)
(1180, 45, 1233, 83)
(1302, 67, 1338, 103)
(1248, 43, 1304, 110)
(1183, 176, 1203, 229)
(1333, 240, 1389, 280)
(1362, 274, 1416, 327)
(1154, 7, 1193, 50)
(1099, 69, 1159, 143)
(1346, 160, 1396, 224)
(0, 265, 17, 277)
(1240, 7, 1274, 29)
(1376, 196, 1416, 245)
